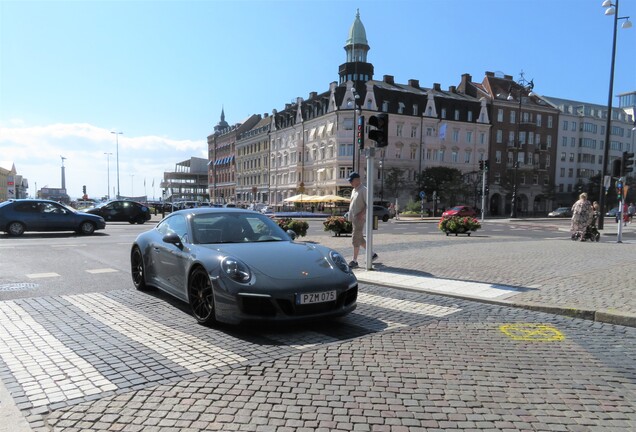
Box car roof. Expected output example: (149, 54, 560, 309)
(171, 207, 258, 216)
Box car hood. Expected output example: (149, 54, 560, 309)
(200, 241, 345, 280)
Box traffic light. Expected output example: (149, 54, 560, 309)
(357, 116, 365, 150)
(612, 159, 622, 177)
(622, 151, 634, 175)
(82, 185, 87, 195)
(479, 160, 484, 170)
(368, 113, 389, 147)
(484, 160, 489, 171)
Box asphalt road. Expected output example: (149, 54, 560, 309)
(1, 217, 635, 431)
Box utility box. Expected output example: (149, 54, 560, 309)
(373, 215, 379, 230)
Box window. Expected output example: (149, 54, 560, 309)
(438, 149, 445, 161)
(466, 131, 472, 143)
(495, 150, 501, 163)
(451, 150, 459, 162)
(561, 152, 566, 161)
(510, 110, 516, 124)
(497, 109, 504, 122)
(441, 108, 447, 119)
(426, 127, 434, 136)
(452, 129, 459, 142)
(410, 147, 416, 159)
(562, 136, 568, 146)
(569, 153, 574, 162)
(396, 124, 403, 137)
(465, 150, 472, 163)
(454, 110, 460, 121)
(496, 130, 503, 143)
(494, 173, 501, 184)
(533, 175, 539, 185)
(467, 111, 473, 122)
(548, 116, 553, 128)
(411, 126, 417, 138)
(536, 114, 542, 127)
(480, 132, 485, 144)
(560, 167, 565, 177)
(568, 168, 573, 178)
(546, 135, 552, 148)
(413, 104, 418, 116)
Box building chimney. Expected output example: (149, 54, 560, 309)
(408, 79, 420, 88)
(309, 91, 317, 99)
(449, 85, 457, 93)
(485, 71, 495, 77)
(383, 75, 394, 84)
(433, 83, 441, 91)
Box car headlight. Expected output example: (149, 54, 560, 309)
(329, 251, 350, 273)
(221, 256, 252, 283)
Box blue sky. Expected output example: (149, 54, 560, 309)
(1, 0, 635, 200)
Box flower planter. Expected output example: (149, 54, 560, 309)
(323, 216, 353, 236)
(438, 216, 481, 237)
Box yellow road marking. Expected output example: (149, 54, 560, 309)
(499, 323, 565, 341)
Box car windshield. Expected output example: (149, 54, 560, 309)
(191, 212, 290, 244)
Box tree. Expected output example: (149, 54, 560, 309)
(413, 167, 471, 207)
(384, 167, 407, 201)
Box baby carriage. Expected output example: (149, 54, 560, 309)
(574, 212, 600, 242)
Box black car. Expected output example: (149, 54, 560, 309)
(0, 199, 106, 236)
(86, 200, 151, 224)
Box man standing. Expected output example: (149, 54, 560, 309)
(347, 172, 377, 268)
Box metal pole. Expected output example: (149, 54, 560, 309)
(104, 152, 112, 199)
(481, 168, 486, 222)
(511, 95, 522, 218)
(111, 131, 123, 199)
(598, 0, 620, 230)
(365, 147, 375, 270)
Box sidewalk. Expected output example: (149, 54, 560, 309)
(318, 217, 636, 328)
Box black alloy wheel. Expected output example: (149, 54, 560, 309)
(188, 266, 216, 325)
(131, 247, 148, 290)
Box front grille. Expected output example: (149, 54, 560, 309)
(241, 296, 276, 317)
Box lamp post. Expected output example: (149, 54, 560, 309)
(598, 0, 632, 230)
(379, 157, 385, 202)
(111, 131, 123, 198)
(104, 152, 112, 199)
(508, 75, 535, 218)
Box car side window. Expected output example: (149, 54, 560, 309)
(161, 214, 189, 243)
(14, 202, 39, 213)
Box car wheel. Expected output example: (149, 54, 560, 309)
(382, 215, 389, 222)
(188, 266, 216, 325)
(130, 247, 148, 290)
(137, 218, 146, 224)
(7, 222, 25, 236)
(79, 221, 96, 235)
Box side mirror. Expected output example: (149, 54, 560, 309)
(163, 232, 183, 248)
(286, 229, 297, 240)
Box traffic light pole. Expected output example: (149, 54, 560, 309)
(365, 147, 375, 271)
(481, 169, 486, 222)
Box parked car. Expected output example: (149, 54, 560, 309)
(606, 207, 620, 222)
(130, 208, 358, 325)
(0, 199, 106, 236)
(547, 207, 572, 218)
(441, 205, 477, 218)
(344, 205, 391, 222)
(85, 200, 151, 224)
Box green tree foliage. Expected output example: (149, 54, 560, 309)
(413, 167, 472, 207)
(384, 167, 407, 200)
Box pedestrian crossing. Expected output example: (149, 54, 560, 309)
(0, 287, 463, 413)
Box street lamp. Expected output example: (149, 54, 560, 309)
(507, 75, 535, 218)
(111, 131, 123, 198)
(104, 152, 112, 199)
(598, 0, 632, 229)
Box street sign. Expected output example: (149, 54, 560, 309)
(419, 191, 425, 199)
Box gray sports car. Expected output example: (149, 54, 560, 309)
(130, 208, 358, 325)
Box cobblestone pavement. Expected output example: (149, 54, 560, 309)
(1, 217, 635, 431)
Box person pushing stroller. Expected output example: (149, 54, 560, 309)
(570, 193, 594, 241)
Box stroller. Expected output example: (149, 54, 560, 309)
(574, 212, 600, 242)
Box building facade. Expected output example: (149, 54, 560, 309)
(544, 96, 634, 206)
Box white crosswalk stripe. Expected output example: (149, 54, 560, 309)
(0, 302, 117, 407)
(357, 292, 462, 316)
(65, 293, 247, 373)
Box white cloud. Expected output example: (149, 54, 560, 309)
(0, 122, 207, 200)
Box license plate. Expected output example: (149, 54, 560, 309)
(296, 290, 336, 305)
